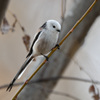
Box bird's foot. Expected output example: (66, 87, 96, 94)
(41, 53, 49, 61)
(43, 55, 49, 61)
(55, 44, 60, 49)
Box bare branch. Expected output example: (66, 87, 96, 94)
(61, 0, 66, 21)
(73, 59, 100, 100)
(1, 76, 100, 90)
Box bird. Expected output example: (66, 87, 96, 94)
(6, 20, 61, 91)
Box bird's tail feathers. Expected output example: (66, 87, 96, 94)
(6, 56, 33, 92)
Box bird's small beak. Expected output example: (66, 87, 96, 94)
(57, 29, 61, 32)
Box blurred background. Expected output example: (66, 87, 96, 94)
(0, 0, 100, 100)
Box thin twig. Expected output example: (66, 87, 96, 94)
(12, 0, 97, 100)
(8, 10, 30, 51)
(73, 59, 100, 97)
(8, 10, 26, 35)
(61, 0, 63, 19)
(1, 76, 100, 90)
(61, 0, 66, 21)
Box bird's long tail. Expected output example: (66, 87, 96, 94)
(6, 56, 33, 92)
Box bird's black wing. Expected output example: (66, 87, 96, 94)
(40, 22, 47, 30)
(26, 31, 41, 58)
(26, 21, 47, 58)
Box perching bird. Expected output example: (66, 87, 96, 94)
(6, 20, 61, 91)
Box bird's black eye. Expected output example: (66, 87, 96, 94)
(53, 25, 56, 28)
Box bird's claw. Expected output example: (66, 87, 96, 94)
(55, 44, 60, 49)
(44, 55, 49, 61)
(41, 53, 49, 61)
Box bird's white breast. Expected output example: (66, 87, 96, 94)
(33, 30, 59, 56)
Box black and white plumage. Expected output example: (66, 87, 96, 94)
(6, 20, 61, 91)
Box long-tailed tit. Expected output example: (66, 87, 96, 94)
(7, 20, 61, 91)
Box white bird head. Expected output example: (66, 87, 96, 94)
(46, 20, 61, 33)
